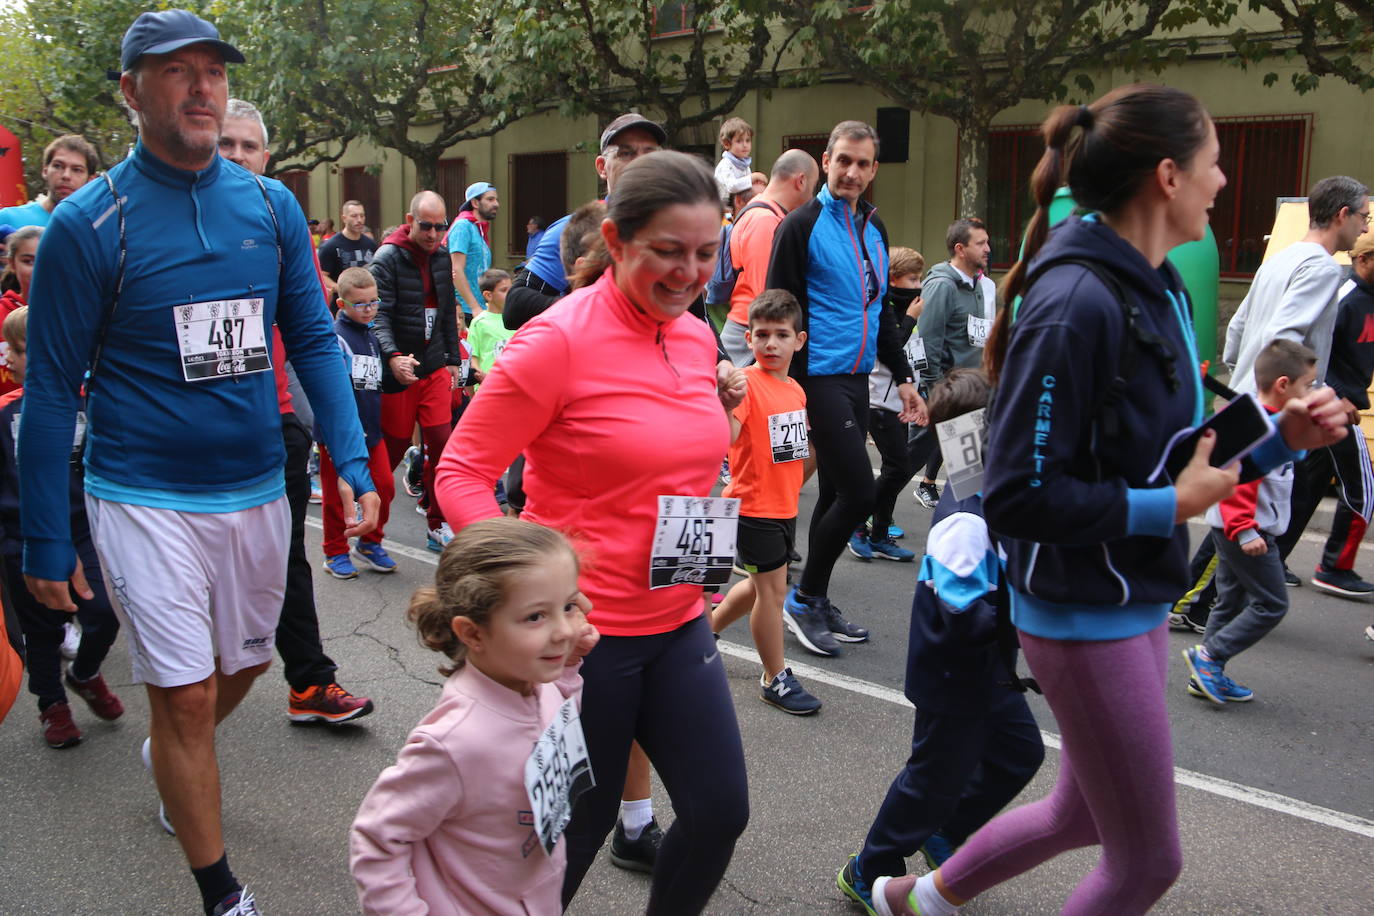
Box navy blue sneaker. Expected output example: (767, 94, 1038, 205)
(784, 587, 842, 657)
(870, 536, 915, 562)
(836, 854, 876, 915)
(920, 831, 955, 870)
(848, 529, 874, 561)
(760, 668, 821, 715)
(822, 597, 869, 643)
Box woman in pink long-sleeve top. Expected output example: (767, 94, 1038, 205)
(434, 151, 750, 915)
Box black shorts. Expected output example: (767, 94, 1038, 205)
(736, 515, 796, 574)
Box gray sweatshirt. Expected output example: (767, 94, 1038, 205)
(1224, 241, 1344, 392)
(916, 261, 996, 389)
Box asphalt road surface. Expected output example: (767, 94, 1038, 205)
(1, 459, 1371, 914)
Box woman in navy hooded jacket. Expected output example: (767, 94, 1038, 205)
(868, 85, 1350, 916)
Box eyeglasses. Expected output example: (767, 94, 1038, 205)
(345, 299, 381, 309)
(415, 220, 449, 232)
(607, 145, 661, 161)
(1355, 210, 1371, 225)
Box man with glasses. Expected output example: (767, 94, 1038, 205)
(369, 190, 464, 551)
(218, 97, 377, 726)
(513, 113, 667, 301)
(1222, 175, 1371, 588)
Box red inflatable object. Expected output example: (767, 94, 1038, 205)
(0, 126, 27, 207)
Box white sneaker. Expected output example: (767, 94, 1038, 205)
(141, 737, 176, 836)
(60, 621, 81, 660)
(426, 522, 455, 553)
(211, 887, 261, 916)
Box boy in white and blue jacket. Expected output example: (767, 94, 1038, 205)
(837, 369, 1044, 912)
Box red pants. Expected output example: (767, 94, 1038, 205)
(382, 370, 452, 530)
(319, 439, 394, 557)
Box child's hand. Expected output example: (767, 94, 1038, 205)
(567, 593, 599, 664)
(1174, 430, 1239, 522)
(1240, 536, 1267, 557)
(717, 360, 747, 410)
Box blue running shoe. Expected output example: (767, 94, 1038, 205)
(783, 587, 842, 657)
(822, 597, 870, 643)
(888, 525, 905, 540)
(920, 831, 955, 870)
(308, 476, 322, 504)
(322, 553, 358, 580)
(1187, 674, 1253, 702)
(836, 854, 876, 915)
(353, 541, 397, 573)
(848, 529, 874, 561)
(870, 537, 915, 562)
(1182, 645, 1227, 705)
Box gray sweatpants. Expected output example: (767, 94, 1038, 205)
(1204, 528, 1289, 663)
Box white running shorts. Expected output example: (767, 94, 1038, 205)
(84, 494, 290, 687)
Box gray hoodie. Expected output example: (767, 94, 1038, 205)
(916, 261, 996, 388)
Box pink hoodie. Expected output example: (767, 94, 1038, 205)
(350, 663, 583, 915)
(434, 269, 729, 636)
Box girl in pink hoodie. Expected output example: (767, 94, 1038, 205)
(350, 517, 599, 916)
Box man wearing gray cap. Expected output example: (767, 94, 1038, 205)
(19, 10, 377, 915)
(513, 112, 667, 299)
(448, 179, 499, 322)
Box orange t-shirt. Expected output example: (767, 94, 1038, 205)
(723, 365, 807, 519)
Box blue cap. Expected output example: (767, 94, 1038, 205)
(464, 181, 495, 203)
(117, 9, 245, 74)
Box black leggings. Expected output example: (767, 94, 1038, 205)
(798, 375, 875, 597)
(561, 615, 749, 914)
(870, 407, 915, 536)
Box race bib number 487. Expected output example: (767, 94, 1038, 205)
(174, 298, 271, 382)
(649, 495, 740, 589)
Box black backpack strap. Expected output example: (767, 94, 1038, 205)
(251, 174, 283, 273)
(992, 557, 1040, 695)
(86, 172, 127, 390)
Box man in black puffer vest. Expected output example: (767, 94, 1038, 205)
(370, 190, 464, 551)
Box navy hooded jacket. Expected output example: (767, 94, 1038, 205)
(983, 216, 1206, 640)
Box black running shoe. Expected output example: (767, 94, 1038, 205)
(783, 587, 842, 656)
(609, 817, 663, 873)
(822, 597, 869, 643)
(1311, 566, 1374, 599)
(1283, 566, 1301, 588)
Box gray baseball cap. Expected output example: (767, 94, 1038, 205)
(599, 113, 667, 152)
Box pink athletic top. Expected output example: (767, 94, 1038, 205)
(435, 269, 729, 636)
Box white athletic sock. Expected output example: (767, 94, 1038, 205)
(620, 798, 653, 840)
(915, 873, 959, 915)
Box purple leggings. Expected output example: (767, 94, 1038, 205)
(941, 623, 1183, 915)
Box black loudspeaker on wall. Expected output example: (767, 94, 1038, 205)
(876, 107, 910, 164)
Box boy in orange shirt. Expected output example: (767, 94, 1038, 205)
(710, 290, 820, 713)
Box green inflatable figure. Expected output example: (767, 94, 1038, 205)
(1039, 186, 1220, 368)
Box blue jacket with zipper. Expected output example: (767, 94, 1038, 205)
(20, 142, 372, 581)
(765, 184, 911, 381)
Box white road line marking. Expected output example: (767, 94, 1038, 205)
(715, 642, 1374, 839)
(306, 515, 1374, 838)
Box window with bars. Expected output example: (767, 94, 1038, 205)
(1212, 115, 1310, 276)
(508, 151, 568, 257)
(653, 2, 696, 36)
(342, 167, 382, 237)
(986, 127, 1043, 269)
(278, 170, 311, 219)
(436, 157, 468, 216)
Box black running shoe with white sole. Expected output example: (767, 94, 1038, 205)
(1311, 566, 1374, 599)
(783, 587, 842, 656)
(822, 598, 869, 643)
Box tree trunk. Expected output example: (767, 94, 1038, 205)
(954, 113, 992, 220)
(412, 152, 439, 196)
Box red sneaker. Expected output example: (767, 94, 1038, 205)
(40, 701, 83, 749)
(287, 682, 375, 725)
(64, 671, 125, 721)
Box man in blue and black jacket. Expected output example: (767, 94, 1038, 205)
(765, 119, 925, 658)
